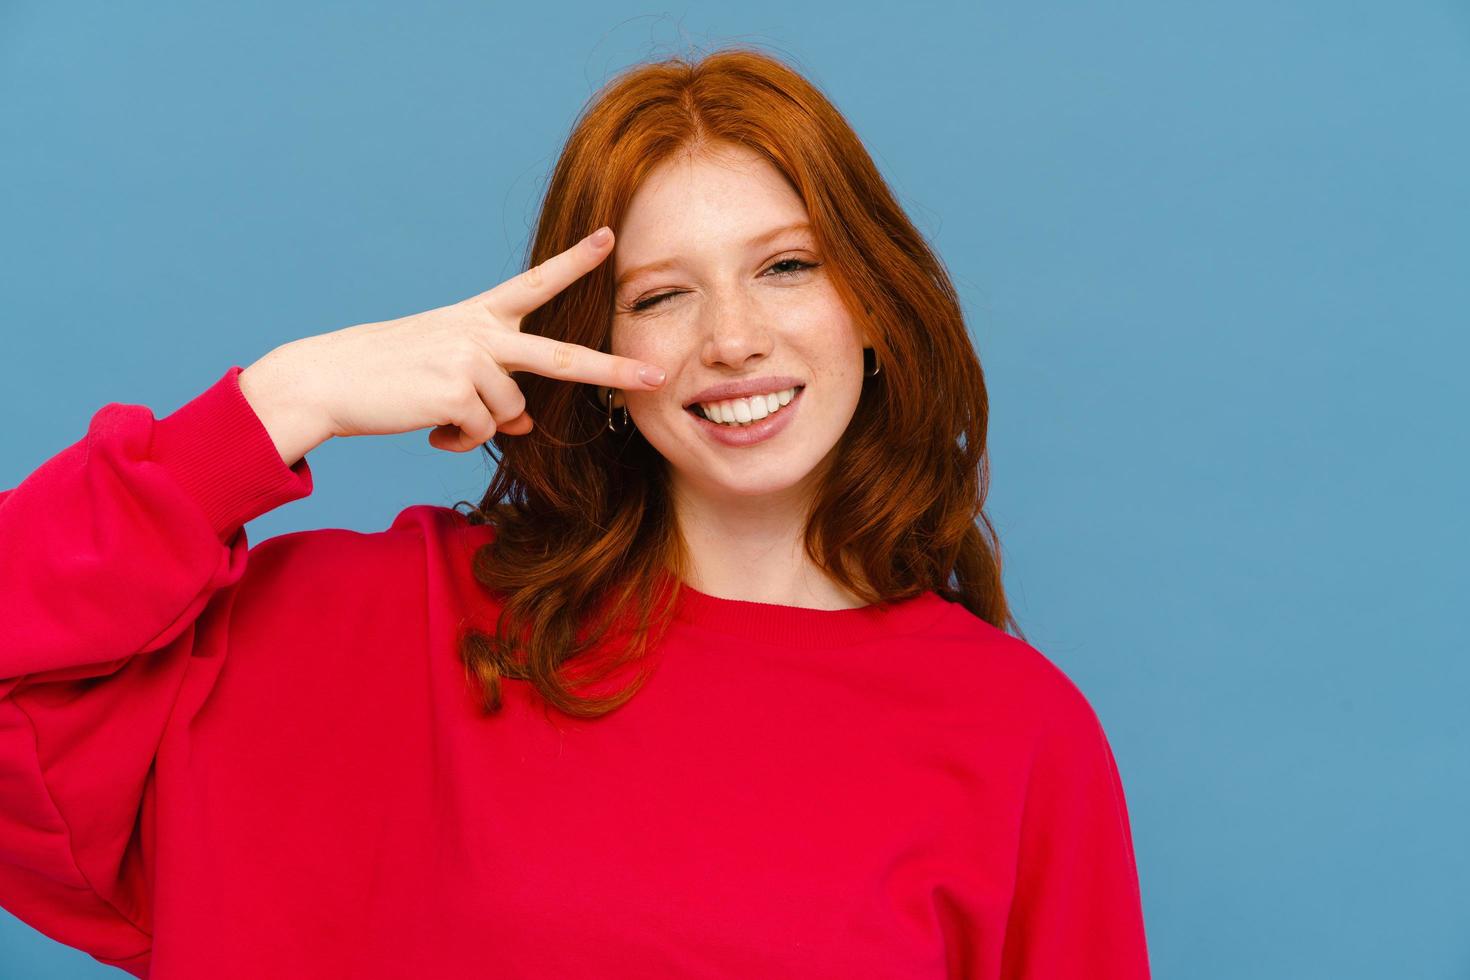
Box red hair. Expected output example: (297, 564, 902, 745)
(454, 45, 1025, 718)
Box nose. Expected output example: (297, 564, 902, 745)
(699, 291, 774, 369)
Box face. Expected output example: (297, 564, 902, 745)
(608, 144, 869, 507)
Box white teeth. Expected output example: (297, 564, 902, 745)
(697, 387, 799, 426)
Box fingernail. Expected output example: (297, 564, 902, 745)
(589, 226, 612, 247)
(638, 365, 665, 386)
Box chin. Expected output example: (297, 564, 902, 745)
(713, 470, 811, 497)
(692, 452, 828, 497)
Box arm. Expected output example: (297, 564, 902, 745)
(997, 689, 1153, 979)
(0, 365, 314, 973)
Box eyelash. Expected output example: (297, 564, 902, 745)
(627, 257, 820, 313)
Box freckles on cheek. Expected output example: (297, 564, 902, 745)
(622, 328, 686, 367)
(611, 320, 662, 359)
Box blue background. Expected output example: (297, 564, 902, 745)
(3, 1, 1467, 976)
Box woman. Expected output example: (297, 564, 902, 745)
(0, 47, 1150, 978)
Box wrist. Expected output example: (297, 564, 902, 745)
(239, 344, 332, 467)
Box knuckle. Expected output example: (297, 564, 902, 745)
(550, 342, 576, 375)
(455, 384, 484, 414)
(520, 263, 545, 290)
(486, 374, 526, 419)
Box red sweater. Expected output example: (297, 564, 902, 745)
(0, 366, 1151, 978)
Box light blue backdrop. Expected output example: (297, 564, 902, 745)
(3, 2, 1466, 977)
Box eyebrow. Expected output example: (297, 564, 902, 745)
(614, 221, 814, 289)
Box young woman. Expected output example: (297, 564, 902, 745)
(0, 47, 1151, 978)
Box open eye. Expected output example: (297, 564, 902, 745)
(627, 256, 821, 312)
(765, 257, 818, 279)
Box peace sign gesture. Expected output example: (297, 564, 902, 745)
(238, 227, 665, 464)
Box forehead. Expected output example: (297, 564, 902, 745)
(613, 147, 811, 275)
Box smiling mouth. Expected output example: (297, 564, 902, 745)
(683, 385, 806, 424)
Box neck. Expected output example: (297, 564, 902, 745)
(670, 473, 868, 611)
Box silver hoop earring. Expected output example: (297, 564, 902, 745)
(863, 347, 881, 378)
(605, 388, 632, 433)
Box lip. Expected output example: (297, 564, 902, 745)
(687, 386, 804, 447)
(682, 375, 806, 409)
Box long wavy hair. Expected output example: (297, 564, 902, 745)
(453, 45, 1025, 719)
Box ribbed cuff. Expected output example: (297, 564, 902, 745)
(150, 365, 315, 541)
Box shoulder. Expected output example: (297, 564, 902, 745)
(228, 503, 495, 631)
(921, 605, 1130, 808)
(212, 503, 507, 695)
(241, 503, 495, 573)
(240, 505, 428, 584)
(924, 598, 1108, 743)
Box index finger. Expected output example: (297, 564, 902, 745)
(495, 330, 667, 391)
(482, 227, 615, 322)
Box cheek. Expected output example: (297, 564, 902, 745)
(610, 320, 683, 363)
(611, 323, 683, 422)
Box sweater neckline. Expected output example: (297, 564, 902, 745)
(671, 582, 952, 647)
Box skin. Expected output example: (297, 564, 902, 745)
(604, 143, 873, 610)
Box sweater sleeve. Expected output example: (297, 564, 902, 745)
(0, 365, 313, 975)
(998, 684, 1152, 979)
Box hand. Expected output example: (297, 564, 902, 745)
(240, 227, 665, 459)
